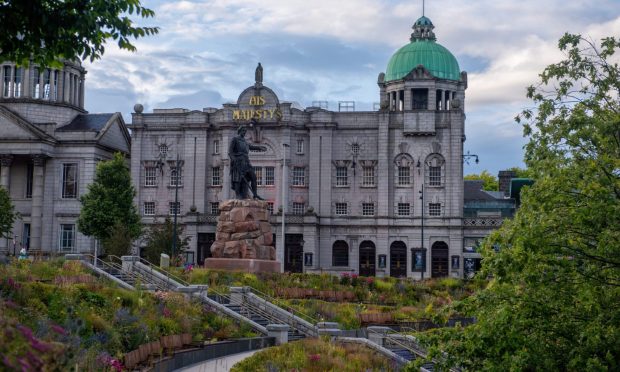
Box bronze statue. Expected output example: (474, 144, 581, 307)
(229, 121, 267, 199)
(255, 62, 263, 84)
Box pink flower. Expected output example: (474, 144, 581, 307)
(308, 354, 321, 361)
(50, 324, 67, 335)
(163, 307, 172, 318)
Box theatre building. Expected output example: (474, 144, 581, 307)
(130, 15, 475, 279)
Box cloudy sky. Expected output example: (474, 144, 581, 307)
(83, 0, 620, 176)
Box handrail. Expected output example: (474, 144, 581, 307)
(135, 256, 190, 288)
(367, 327, 425, 360)
(206, 287, 284, 327)
(107, 255, 170, 291)
(247, 286, 319, 326)
(79, 254, 143, 290)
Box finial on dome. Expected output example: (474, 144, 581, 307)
(410, 15, 436, 42)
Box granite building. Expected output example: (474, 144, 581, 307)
(130, 16, 473, 279)
(0, 59, 130, 256)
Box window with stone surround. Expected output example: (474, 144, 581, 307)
(265, 167, 275, 186)
(212, 167, 221, 186)
(62, 163, 78, 198)
(266, 202, 274, 215)
(3, 66, 10, 97)
(398, 166, 411, 186)
(25, 163, 33, 198)
(429, 203, 441, 216)
(213, 140, 220, 154)
(296, 139, 304, 154)
(32, 67, 40, 98)
(211, 202, 220, 215)
(292, 167, 306, 186)
(170, 166, 183, 187)
(144, 202, 155, 216)
(13, 67, 22, 97)
(59, 224, 75, 252)
(52, 71, 59, 100)
(429, 166, 441, 186)
(362, 166, 375, 187)
(43, 69, 51, 99)
(336, 166, 348, 186)
(335, 202, 348, 216)
(254, 166, 263, 186)
(425, 154, 445, 187)
(362, 203, 375, 216)
(292, 202, 305, 215)
(397, 203, 410, 216)
(332, 240, 349, 267)
(169, 202, 181, 216)
(144, 166, 157, 187)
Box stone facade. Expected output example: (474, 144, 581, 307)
(0, 60, 130, 256)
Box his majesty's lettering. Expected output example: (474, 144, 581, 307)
(233, 95, 282, 121)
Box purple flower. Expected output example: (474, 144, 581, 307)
(50, 324, 67, 336)
(4, 300, 19, 309)
(30, 339, 51, 353)
(16, 325, 34, 340)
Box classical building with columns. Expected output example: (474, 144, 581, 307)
(0, 59, 130, 256)
(130, 16, 479, 279)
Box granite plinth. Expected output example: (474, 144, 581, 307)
(204, 258, 282, 273)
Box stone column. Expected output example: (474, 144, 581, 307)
(0, 155, 13, 191)
(267, 324, 289, 345)
(30, 155, 45, 252)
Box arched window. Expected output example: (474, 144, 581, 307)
(394, 153, 414, 187)
(332, 240, 349, 267)
(425, 154, 445, 186)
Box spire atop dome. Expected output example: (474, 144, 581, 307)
(410, 16, 436, 42)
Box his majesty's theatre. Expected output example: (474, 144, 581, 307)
(0, 16, 513, 278)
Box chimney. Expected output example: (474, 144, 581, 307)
(498, 170, 517, 197)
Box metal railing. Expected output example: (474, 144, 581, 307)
(78, 254, 141, 290)
(248, 286, 319, 326)
(107, 255, 171, 291)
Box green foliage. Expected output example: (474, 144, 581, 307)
(102, 221, 133, 257)
(464, 170, 499, 191)
(0, 186, 18, 239)
(77, 152, 141, 242)
(142, 217, 191, 263)
(0, 0, 159, 67)
(412, 33, 620, 371)
(505, 166, 532, 179)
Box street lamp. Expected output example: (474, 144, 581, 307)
(280, 143, 290, 272)
(172, 152, 181, 265)
(462, 151, 479, 165)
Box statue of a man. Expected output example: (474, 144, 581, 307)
(229, 123, 267, 199)
(255, 62, 263, 84)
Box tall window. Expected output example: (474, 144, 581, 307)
(397, 203, 410, 216)
(22, 224, 31, 249)
(13, 67, 22, 97)
(59, 224, 75, 252)
(429, 166, 441, 186)
(336, 166, 348, 186)
(62, 163, 78, 198)
(265, 167, 275, 186)
(25, 163, 33, 198)
(254, 167, 263, 186)
(335, 203, 348, 216)
(211, 202, 220, 215)
(213, 140, 220, 154)
(144, 166, 157, 186)
(170, 167, 183, 187)
(3, 66, 11, 97)
(32, 68, 40, 98)
(296, 139, 304, 154)
(332, 241, 349, 267)
(144, 202, 155, 216)
(429, 203, 441, 216)
(292, 167, 306, 186)
(212, 167, 221, 186)
(362, 166, 375, 186)
(362, 203, 375, 216)
(292, 202, 305, 215)
(398, 166, 411, 186)
(52, 71, 59, 100)
(169, 202, 181, 216)
(43, 69, 51, 99)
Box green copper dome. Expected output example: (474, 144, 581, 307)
(385, 16, 460, 82)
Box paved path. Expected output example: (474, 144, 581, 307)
(176, 350, 261, 372)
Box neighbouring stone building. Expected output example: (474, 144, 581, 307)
(0, 59, 130, 256)
(129, 15, 489, 279)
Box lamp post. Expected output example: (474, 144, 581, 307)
(281, 143, 290, 272)
(462, 151, 479, 165)
(419, 184, 425, 280)
(172, 152, 181, 265)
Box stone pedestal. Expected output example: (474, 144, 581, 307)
(205, 199, 281, 272)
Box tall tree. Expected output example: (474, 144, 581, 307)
(0, 186, 18, 240)
(0, 0, 158, 66)
(142, 217, 190, 264)
(464, 170, 499, 191)
(409, 34, 620, 371)
(77, 153, 141, 249)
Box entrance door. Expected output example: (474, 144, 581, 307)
(197, 233, 215, 266)
(390, 241, 407, 278)
(284, 234, 303, 273)
(359, 241, 376, 277)
(431, 241, 449, 278)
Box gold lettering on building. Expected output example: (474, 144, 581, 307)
(232, 95, 282, 121)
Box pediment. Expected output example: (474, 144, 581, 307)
(0, 106, 51, 141)
(96, 113, 131, 153)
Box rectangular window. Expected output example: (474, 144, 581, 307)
(144, 166, 157, 186)
(292, 202, 305, 215)
(296, 139, 304, 154)
(169, 202, 181, 216)
(335, 203, 348, 216)
(292, 167, 306, 186)
(336, 166, 348, 186)
(211, 202, 220, 215)
(143, 201, 155, 216)
(22, 223, 31, 249)
(62, 163, 78, 198)
(213, 140, 220, 154)
(397, 203, 410, 216)
(362, 166, 375, 186)
(212, 167, 221, 186)
(3, 66, 11, 97)
(32, 68, 40, 99)
(429, 203, 441, 216)
(254, 166, 263, 186)
(13, 67, 22, 97)
(266, 202, 274, 215)
(398, 166, 411, 186)
(170, 167, 183, 187)
(59, 224, 75, 252)
(362, 203, 375, 216)
(25, 163, 33, 198)
(43, 69, 51, 99)
(429, 166, 441, 186)
(265, 167, 275, 186)
(52, 70, 58, 100)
